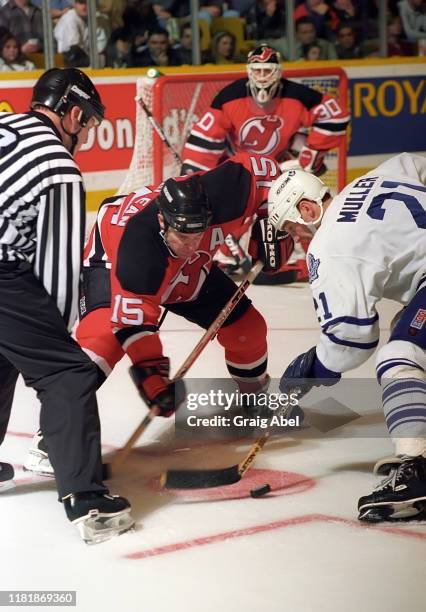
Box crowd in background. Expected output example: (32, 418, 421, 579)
(0, 0, 425, 70)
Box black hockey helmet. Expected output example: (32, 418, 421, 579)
(31, 68, 105, 126)
(247, 44, 282, 106)
(156, 176, 212, 234)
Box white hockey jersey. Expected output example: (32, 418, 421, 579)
(307, 152, 426, 373)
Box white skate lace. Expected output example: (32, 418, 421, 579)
(375, 459, 414, 493)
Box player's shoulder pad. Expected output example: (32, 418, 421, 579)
(280, 78, 323, 109)
(116, 202, 169, 295)
(97, 194, 125, 212)
(211, 79, 250, 110)
(200, 156, 252, 224)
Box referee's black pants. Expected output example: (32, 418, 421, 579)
(0, 262, 106, 498)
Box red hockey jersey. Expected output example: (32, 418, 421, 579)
(181, 77, 350, 171)
(83, 152, 282, 364)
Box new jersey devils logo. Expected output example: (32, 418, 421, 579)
(162, 251, 211, 304)
(239, 116, 283, 154)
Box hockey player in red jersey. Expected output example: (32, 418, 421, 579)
(75, 152, 294, 418)
(181, 45, 350, 176)
(181, 45, 349, 283)
(25, 152, 294, 476)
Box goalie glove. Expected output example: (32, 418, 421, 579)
(298, 146, 327, 176)
(279, 346, 341, 398)
(130, 358, 185, 417)
(250, 218, 294, 274)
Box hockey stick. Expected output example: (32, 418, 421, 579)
(136, 96, 183, 168)
(106, 259, 264, 476)
(162, 402, 295, 490)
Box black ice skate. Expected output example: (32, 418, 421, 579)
(0, 462, 15, 492)
(23, 431, 54, 477)
(63, 492, 135, 544)
(358, 456, 426, 522)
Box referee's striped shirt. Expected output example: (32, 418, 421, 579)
(0, 111, 85, 331)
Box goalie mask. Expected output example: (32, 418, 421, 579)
(268, 170, 330, 229)
(247, 45, 282, 106)
(157, 176, 212, 234)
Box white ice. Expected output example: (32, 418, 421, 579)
(1, 282, 425, 612)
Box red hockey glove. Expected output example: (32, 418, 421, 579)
(130, 358, 185, 417)
(250, 218, 294, 274)
(298, 146, 327, 176)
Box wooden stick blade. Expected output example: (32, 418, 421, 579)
(161, 465, 241, 489)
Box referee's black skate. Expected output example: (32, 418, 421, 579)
(358, 456, 426, 522)
(0, 462, 15, 492)
(63, 492, 135, 544)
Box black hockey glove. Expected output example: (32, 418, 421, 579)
(279, 346, 341, 398)
(251, 218, 294, 274)
(130, 358, 186, 417)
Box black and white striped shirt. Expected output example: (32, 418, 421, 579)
(0, 111, 85, 330)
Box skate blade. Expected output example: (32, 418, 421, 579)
(23, 466, 55, 478)
(23, 452, 54, 478)
(359, 500, 426, 522)
(75, 510, 135, 545)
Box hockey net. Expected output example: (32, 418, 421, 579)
(118, 68, 348, 195)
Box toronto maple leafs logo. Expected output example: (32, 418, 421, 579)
(307, 253, 320, 283)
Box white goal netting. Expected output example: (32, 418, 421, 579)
(118, 69, 348, 195)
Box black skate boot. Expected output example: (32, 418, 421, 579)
(63, 492, 135, 544)
(0, 462, 15, 492)
(358, 456, 426, 522)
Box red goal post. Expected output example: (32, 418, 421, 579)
(119, 67, 348, 195)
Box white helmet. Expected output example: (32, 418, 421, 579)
(268, 170, 330, 229)
(247, 45, 282, 106)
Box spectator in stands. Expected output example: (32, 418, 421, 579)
(245, 0, 286, 40)
(131, 25, 181, 66)
(123, 0, 160, 44)
(293, 0, 339, 39)
(173, 22, 212, 64)
(0, 0, 43, 53)
(98, 0, 126, 31)
(387, 14, 416, 55)
(398, 0, 426, 43)
(54, 0, 110, 67)
(329, 0, 361, 27)
(0, 32, 36, 69)
(334, 22, 364, 58)
(105, 26, 132, 67)
(31, 0, 72, 23)
(153, 0, 238, 23)
(301, 41, 324, 60)
(267, 16, 337, 59)
(210, 30, 244, 64)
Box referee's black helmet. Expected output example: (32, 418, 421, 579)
(31, 68, 105, 126)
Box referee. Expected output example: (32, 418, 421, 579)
(0, 68, 132, 543)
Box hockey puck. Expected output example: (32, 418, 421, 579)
(250, 484, 271, 498)
(0, 461, 14, 482)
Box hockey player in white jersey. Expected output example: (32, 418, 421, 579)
(267, 152, 426, 522)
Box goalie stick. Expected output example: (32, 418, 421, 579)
(105, 259, 264, 477)
(136, 96, 183, 168)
